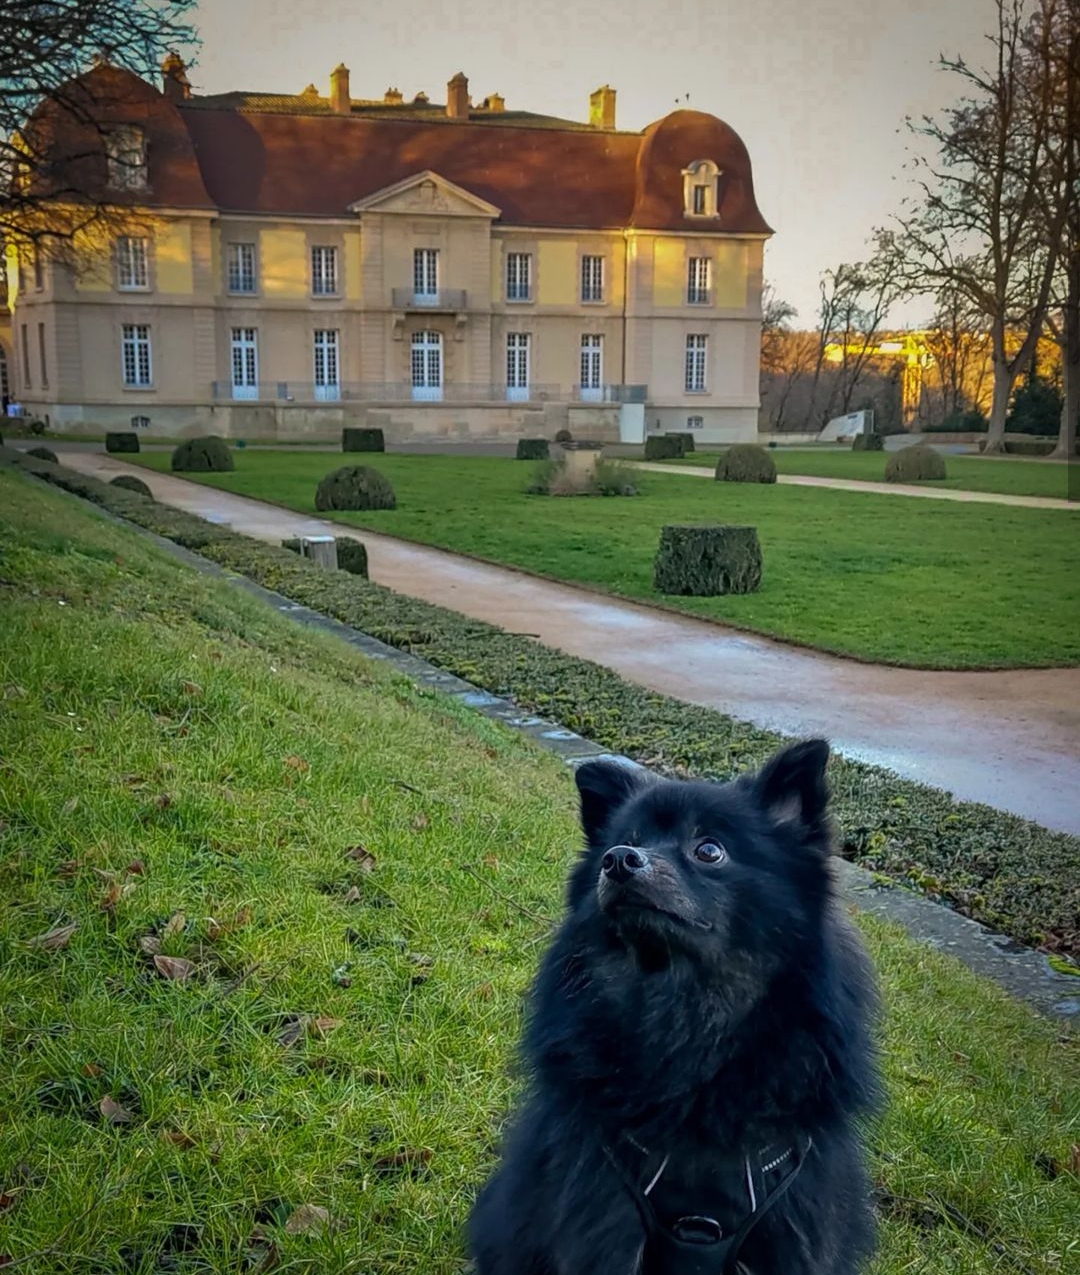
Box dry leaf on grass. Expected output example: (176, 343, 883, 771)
(124, 859, 146, 876)
(410, 812, 430, 831)
(181, 681, 202, 697)
(206, 907, 252, 940)
(100, 881, 136, 911)
(276, 1017, 306, 1048)
(138, 934, 161, 956)
(80, 1062, 103, 1078)
(283, 1204, 331, 1235)
(162, 912, 186, 940)
(310, 1017, 343, 1037)
(1069, 1144, 1080, 1178)
(344, 846, 376, 872)
(283, 755, 309, 772)
(160, 1129, 197, 1149)
(27, 921, 77, 950)
(153, 955, 195, 981)
(99, 1095, 134, 1125)
(342, 885, 362, 904)
(60, 797, 79, 816)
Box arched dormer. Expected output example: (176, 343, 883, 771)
(682, 158, 722, 218)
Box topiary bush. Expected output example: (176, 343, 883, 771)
(671, 432, 695, 454)
(714, 444, 777, 483)
(342, 428, 385, 453)
(654, 525, 762, 596)
(1007, 376, 1062, 436)
(172, 435, 234, 473)
(884, 444, 947, 482)
(516, 438, 550, 461)
(109, 474, 152, 498)
(644, 435, 686, 461)
(106, 432, 140, 454)
(852, 432, 884, 452)
(1003, 439, 1056, 457)
(314, 465, 396, 511)
(26, 446, 58, 464)
(554, 429, 573, 444)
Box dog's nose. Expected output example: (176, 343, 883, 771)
(601, 845, 650, 882)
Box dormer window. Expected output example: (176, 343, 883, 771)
(105, 126, 147, 190)
(683, 159, 722, 219)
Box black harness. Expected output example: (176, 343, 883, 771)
(603, 1131, 812, 1274)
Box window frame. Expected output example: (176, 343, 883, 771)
(105, 126, 148, 191)
(581, 254, 605, 304)
(37, 322, 47, 388)
(227, 242, 257, 295)
(506, 251, 533, 303)
(121, 323, 153, 389)
(506, 331, 531, 398)
(685, 334, 708, 393)
(116, 236, 150, 291)
(313, 328, 341, 400)
(311, 245, 339, 297)
(413, 247, 439, 302)
(687, 257, 711, 305)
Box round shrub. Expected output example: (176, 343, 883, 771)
(644, 435, 685, 461)
(105, 432, 140, 454)
(171, 435, 234, 473)
(26, 446, 58, 464)
(110, 474, 153, 498)
(554, 429, 573, 444)
(336, 536, 369, 576)
(884, 444, 947, 482)
(314, 465, 396, 511)
(516, 438, 550, 461)
(28, 418, 46, 436)
(714, 444, 777, 483)
(852, 432, 884, 452)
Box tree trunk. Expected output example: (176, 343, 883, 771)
(984, 358, 1012, 454)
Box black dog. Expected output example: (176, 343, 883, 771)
(468, 740, 880, 1275)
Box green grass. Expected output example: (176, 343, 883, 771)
(1, 472, 1079, 1273)
(132, 451, 1080, 669)
(664, 447, 1073, 499)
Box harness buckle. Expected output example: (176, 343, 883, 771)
(671, 1215, 723, 1245)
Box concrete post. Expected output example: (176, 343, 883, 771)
(301, 536, 338, 569)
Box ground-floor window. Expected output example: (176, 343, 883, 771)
(506, 332, 530, 401)
(313, 329, 340, 401)
(231, 327, 258, 400)
(121, 324, 152, 388)
(579, 334, 603, 402)
(411, 330, 443, 401)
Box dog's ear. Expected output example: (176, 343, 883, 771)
(753, 739, 830, 837)
(574, 759, 648, 845)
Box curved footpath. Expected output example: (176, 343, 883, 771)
(52, 447, 1080, 836)
(631, 462, 1077, 509)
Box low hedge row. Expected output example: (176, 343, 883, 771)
(4, 445, 1077, 962)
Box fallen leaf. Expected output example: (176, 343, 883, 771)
(81, 1062, 104, 1078)
(207, 907, 252, 940)
(244, 1229, 279, 1273)
(99, 1095, 134, 1125)
(283, 755, 309, 772)
(410, 813, 429, 831)
(331, 965, 352, 989)
(482, 855, 500, 870)
(124, 859, 146, 876)
(276, 1017, 306, 1048)
(138, 934, 161, 956)
(475, 982, 493, 1000)
(181, 681, 202, 697)
(0, 1193, 15, 1215)
(93, 868, 118, 883)
(310, 1017, 343, 1037)
(1069, 1144, 1080, 1177)
(27, 920, 77, 951)
(371, 1147, 432, 1175)
(60, 797, 79, 816)
(120, 773, 145, 786)
(342, 886, 362, 904)
(100, 881, 136, 911)
(55, 859, 82, 877)
(155, 793, 172, 811)
(344, 846, 376, 872)
(162, 911, 186, 941)
(408, 952, 434, 968)
(160, 1129, 196, 1149)
(153, 955, 195, 981)
(283, 1204, 331, 1236)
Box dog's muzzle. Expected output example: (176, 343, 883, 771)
(601, 845, 650, 884)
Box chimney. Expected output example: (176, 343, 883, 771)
(446, 71, 470, 120)
(161, 52, 191, 102)
(330, 63, 350, 115)
(384, 87, 404, 105)
(482, 93, 506, 113)
(589, 85, 616, 129)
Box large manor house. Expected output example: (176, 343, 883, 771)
(3, 56, 772, 444)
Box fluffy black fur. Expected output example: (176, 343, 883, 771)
(468, 740, 880, 1275)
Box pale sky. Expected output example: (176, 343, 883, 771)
(191, 0, 994, 326)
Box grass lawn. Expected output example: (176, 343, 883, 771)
(664, 447, 1073, 499)
(133, 451, 1080, 669)
(1, 471, 1079, 1273)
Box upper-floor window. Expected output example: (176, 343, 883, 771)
(581, 255, 604, 303)
(105, 126, 148, 190)
(687, 257, 711, 305)
(311, 245, 339, 296)
(685, 334, 708, 392)
(506, 252, 532, 302)
(116, 236, 149, 290)
(682, 159, 722, 219)
(414, 247, 439, 301)
(227, 242, 257, 294)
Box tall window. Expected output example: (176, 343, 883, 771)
(411, 330, 443, 401)
(105, 126, 147, 190)
(692, 185, 708, 215)
(116, 236, 149, 290)
(121, 324, 152, 387)
(227, 243, 256, 294)
(313, 329, 340, 401)
(413, 248, 439, 303)
(33, 248, 43, 291)
(687, 257, 711, 305)
(581, 255, 604, 303)
(37, 323, 47, 388)
(685, 334, 708, 393)
(579, 334, 603, 401)
(230, 327, 258, 400)
(506, 332, 530, 400)
(506, 252, 532, 302)
(311, 246, 338, 296)
(20, 323, 30, 387)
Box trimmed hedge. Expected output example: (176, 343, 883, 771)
(516, 438, 550, 461)
(654, 525, 761, 595)
(714, 444, 777, 483)
(105, 432, 140, 454)
(314, 465, 396, 512)
(1004, 439, 1056, 457)
(342, 428, 385, 453)
(172, 435, 234, 473)
(852, 432, 884, 452)
(109, 474, 153, 498)
(924, 410, 988, 434)
(282, 534, 369, 576)
(885, 444, 947, 482)
(26, 446, 58, 464)
(4, 444, 1078, 962)
(644, 435, 686, 461)
(670, 432, 695, 454)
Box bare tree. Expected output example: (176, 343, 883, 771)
(892, 0, 1067, 453)
(0, 0, 198, 256)
(920, 281, 993, 423)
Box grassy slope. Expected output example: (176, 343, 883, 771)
(133, 451, 1080, 669)
(1, 472, 1079, 1274)
(665, 448, 1073, 499)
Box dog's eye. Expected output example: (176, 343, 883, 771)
(693, 840, 726, 864)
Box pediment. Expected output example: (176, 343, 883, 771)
(349, 171, 500, 219)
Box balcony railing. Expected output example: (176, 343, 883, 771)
(390, 287, 469, 311)
(210, 381, 647, 405)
